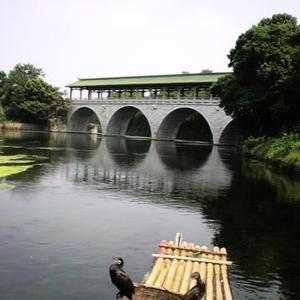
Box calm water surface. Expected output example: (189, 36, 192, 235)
(0, 132, 300, 300)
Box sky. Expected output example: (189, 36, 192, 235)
(1, 0, 300, 91)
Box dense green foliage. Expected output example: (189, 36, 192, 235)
(1, 64, 70, 124)
(0, 71, 6, 122)
(243, 133, 300, 173)
(0, 105, 5, 123)
(212, 14, 300, 135)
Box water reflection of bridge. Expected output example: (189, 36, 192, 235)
(66, 135, 233, 197)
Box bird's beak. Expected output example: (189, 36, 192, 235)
(112, 257, 120, 264)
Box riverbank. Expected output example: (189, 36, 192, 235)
(242, 134, 300, 174)
(0, 120, 67, 132)
(0, 121, 45, 131)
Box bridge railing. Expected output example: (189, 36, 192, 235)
(71, 97, 221, 106)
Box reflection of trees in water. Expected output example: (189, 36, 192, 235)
(217, 145, 241, 173)
(0, 131, 49, 145)
(199, 161, 300, 299)
(156, 141, 212, 171)
(0, 132, 60, 184)
(242, 160, 300, 202)
(1, 132, 103, 184)
(105, 137, 151, 168)
(48, 132, 68, 148)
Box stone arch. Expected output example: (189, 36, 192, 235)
(156, 107, 213, 143)
(68, 106, 102, 133)
(219, 119, 241, 145)
(106, 106, 152, 137)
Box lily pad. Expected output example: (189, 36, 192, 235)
(0, 155, 35, 166)
(0, 154, 45, 179)
(0, 165, 34, 178)
(0, 155, 28, 163)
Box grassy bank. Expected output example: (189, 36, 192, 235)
(242, 133, 300, 174)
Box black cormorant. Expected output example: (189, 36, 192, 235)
(109, 257, 135, 300)
(181, 272, 205, 300)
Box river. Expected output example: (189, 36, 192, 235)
(0, 131, 299, 300)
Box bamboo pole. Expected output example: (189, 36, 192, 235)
(163, 258, 178, 291)
(206, 254, 214, 300)
(189, 261, 200, 289)
(153, 258, 171, 288)
(167, 241, 174, 255)
(175, 232, 183, 247)
(213, 247, 223, 300)
(151, 254, 232, 266)
(220, 248, 233, 300)
(159, 240, 168, 255)
(180, 242, 188, 257)
(172, 259, 186, 293)
(199, 250, 207, 300)
(179, 260, 193, 294)
(145, 257, 164, 286)
(187, 243, 194, 257)
(156, 244, 227, 257)
(167, 248, 174, 255)
(173, 246, 180, 256)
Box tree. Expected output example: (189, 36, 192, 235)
(2, 64, 70, 124)
(0, 71, 7, 122)
(0, 70, 7, 99)
(212, 14, 300, 135)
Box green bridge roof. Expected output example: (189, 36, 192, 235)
(66, 72, 229, 88)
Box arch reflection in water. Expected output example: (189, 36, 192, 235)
(156, 141, 212, 171)
(105, 137, 151, 168)
(66, 138, 232, 201)
(66, 133, 101, 159)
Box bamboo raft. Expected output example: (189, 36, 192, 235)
(121, 233, 233, 300)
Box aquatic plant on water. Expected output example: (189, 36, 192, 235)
(0, 153, 47, 189)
